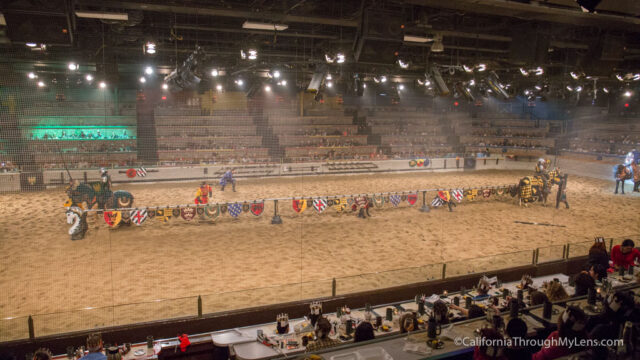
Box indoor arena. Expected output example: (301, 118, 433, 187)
(1, 1, 640, 360)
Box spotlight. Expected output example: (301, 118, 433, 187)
(570, 71, 580, 80)
(463, 65, 473, 73)
(26, 43, 37, 47)
(28, 72, 36, 79)
(373, 77, 380, 84)
(211, 69, 219, 77)
(624, 90, 632, 97)
(327, 82, 333, 88)
(576, 86, 583, 92)
(336, 53, 346, 64)
(272, 70, 281, 78)
(477, 64, 486, 72)
(325, 54, 335, 63)
(37, 81, 45, 87)
(469, 79, 475, 86)
(566, 85, 573, 91)
(425, 80, 431, 86)
(145, 66, 153, 75)
(535, 85, 542, 90)
(520, 68, 529, 76)
(216, 84, 223, 91)
(144, 41, 156, 54)
(616, 74, 625, 82)
(68, 63, 78, 71)
(139, 77, 146, 83)
(326, 74, 332, 80)
(241, 49, 258, 60)
(162, 83, 168, 90)
(602, 87, 609, 93)
(380, 76, 387, 83)
(417, 79, 424, 86)
(281, 80, 287, 86)
(397, 59, 409, 69)
(363, 83, 367, 89)
(431, 35, 444, 52)
(398, 84, 405, 90)
(524, 90, 531, 95)
(634, 74, 640, 81)
(99, 81, 106, 89)
(235, 79, 244, 86)
(264, 85, 271, 92)
(85, 74, 93, 81)
(534, 67, 544, 76)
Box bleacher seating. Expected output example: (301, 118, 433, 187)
(563, 116, 640, 158)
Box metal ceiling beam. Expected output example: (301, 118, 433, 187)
(405, 0, 640, 31)
(75, 0, 359, 27)
(172, 24, 339, 40)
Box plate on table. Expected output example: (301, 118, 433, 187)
(133, 350, 146, 356)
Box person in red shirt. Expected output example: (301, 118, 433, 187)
(611, 239, 640, 269)
(194, 182, 212, 204)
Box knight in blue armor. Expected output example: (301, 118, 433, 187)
(220, 168, 236, 192)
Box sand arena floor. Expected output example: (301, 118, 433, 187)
(0, 170, 639, 339)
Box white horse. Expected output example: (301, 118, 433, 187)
(66, 206, 88, 240)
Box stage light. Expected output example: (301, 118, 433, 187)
(535, 85, 542, 90)
(576, 86, 582, 92)
(477, 64, 486, 72)
(162, 83, 168, 90)
(570, 71, 579, 80)
(68, 63, 78, 71)
(603, 87, 609, 93)
(144, 42, 156, 55)
(37, 81, 45, 87)
(281, 80, 287, 86)
(469, 79, 475, 86)
(264, 85, 271, 92)
(145, 66, 153, 75)
(242, 21, 288, 31)
(211, 69, 219, 77)
(363, 84, 367, 88)
(327, 82, 333, 88)
(336, 53, 346, 64)
(325, 54, 335, 63)
(139, 77, 146, 83)
(399, 84, 405, 90)
(76, 10, 128, 21)
(624, 90, 632, 97)
(634, 74, 640, 81)
(235, 79, 244, 86)
(241, 49, 258, 60)
(326, 74, 332, 80)
(404, 35, 431, 43)
(534, 67, 544, 76)
(625, 103, 629, 108)
(431, 37, 444, 52)
(216, 84, 222, 91)
(463, 65, 473, 73)
(85, 74, 93, 81)
(519, 68, 529, 76)
(397, 59, 409, 69)
(524, 90, 530, 95)
(28, 72, 36, 79)
(26, 43, 37, 47)
(99, 81, 106, 89)
(272, 70, 281, 78)
(417, 79, 424, 86)
(380, 76, 387, 83)
(425, 80, 431, 86)
(374, 77, 380, 84)
(566, 85, 573, 91)
(616, 74, 625, 82)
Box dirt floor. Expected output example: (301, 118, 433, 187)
(1, 170, 639, 339)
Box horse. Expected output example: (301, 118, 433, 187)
(515, 168, 564, 206)
(66, 206, 88, 240)
(65, 180, 134, 210)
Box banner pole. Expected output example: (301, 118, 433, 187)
(271, 199, 283, 224)
(420, 190, 430, 213)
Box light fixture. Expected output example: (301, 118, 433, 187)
(602, 87, 609, 93)
(145, 66, 153, 75)
(430, 40, 444, 52)
(162, 83, 168, 90)
(417, 79, 424, 85)
(139, 77, 146, 83)
(363, 83, 367, 89)
(524, 90, 531, 95)
(634, 74, 640, 81)
(216, 84, 223, 91)
(397, 59, 409, 69)
(463, 65, 473, 73)
(144, 41, 156, 55)
(520, 68, 529, 76)
(477, 64, 486, 72)
(325, 54, 335, 63)
(566, 85, 573, 91)
(327, 82, 333, 88)
(469, 79, 475, 86)
(616, 74, 625, 82)
(242, 21, 288, 31)
(68, 63, 78, 71)
(241, 49, 258, 60)
(425, 80, 431, 86)
(380, 76, 387, 83)
(336, 53, 346, 64)
(326, 74, 332, 80)
(75, 10, 128, 21)
(28, 72, 36, 79)
(398, 84, 405, 90)
(85, 74, 93, 81)
(403, 35, 432, 43)
(99, 81, 106, 89)
(624, 90, 632, 97)
(570, 71, 580, 80)
(575, 86, 583, 92)
(26, 43, 37, 47)
(534, 67, 544, 76)
(535, 85, 542, 90)
(281, 80, 287, 86)
(211, 69, 219, 77)
(235, 79, 244, 86)
(264, 85, 271, 92)
(272, 70, 281, 78)
(37, 81, 45, 87)
(373, 77, 380, 84)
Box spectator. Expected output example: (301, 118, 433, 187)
(543, 281, 569, 302)
(79, 333, 106, 360)
(611, 239, 640, 269)
(572, 271, 595, 297)
(433, 300, 451, 325)
(586, 241, 609, 279)
(32, 349, 52, 360)
(399, 312, 419, 333)
(532, 306, 587, 360)
(353, 322, 375, 343)
(306, 317, 339, 353)
(473, 328, 507, 360)
(529, 291, 549, 306)
(504, 318, 534, 360)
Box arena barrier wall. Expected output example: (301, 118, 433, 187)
(0, 173, 21, 192)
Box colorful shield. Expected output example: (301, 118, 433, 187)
(497, 187, 505, 196)
(242, 203, 250, 213)
(354, 196, 368, 208)
(312, 199, 328, 213)
(126, 168, 137, 178)
(347, 198, 354, 206)
(438, 191, 450, 202)
(466, 189, 478, 201)
(372, 195, 385, 208)
(482, 189, 491, 198)
(389, 195, 401, 207)
(228, 203, 242, 217)
(431, 196, 444, 207)
(220, 204, 228, 214)
(104, 211, 122, 227)
(416, 159, 424, 167)
(172, 208, 180, 217)
(250, 202, 264, 216)
(407, 193, 418, 205)
(148, 209, 156, 219)
(327, 199, 335, 206)
(334, 198, 347, 212)
(181, 207, 196, 221)
(196, 206, 205, 215)
(292, 199, 307, 213)
(204, 204, 220, 219)
(130, 209, 148, 226)
(409, 160, 417, 167)
(451, 189, 464, 203)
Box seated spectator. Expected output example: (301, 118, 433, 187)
(586, 240, 609, 279)
(33, 349, 52, 360)
(399, 312, 419, 333)
(573, 271, 596, 296)
(611, 239, 640, 269)
(433, 300, 451, 325)
(79, 333, 106, 360)
(543, 281, 569, 302)
(353, 322, 375, 343)
(532, 306, 587, 360)
(473, 328, 507, 360)
(504, 318, 534, 360)
(306, 317, 339, 352)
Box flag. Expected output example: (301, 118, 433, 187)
(407, 193, 418, 205)
(389, 195, 401, 207)
(431, 197, 443, 207)
(228, 203, 243, 217)
(136, 167, 147, 177)
(292, 199, 307, 213)
(312, 199, 328, 213)
(130, 209, 148, 225)
(451, 189, 464, 203)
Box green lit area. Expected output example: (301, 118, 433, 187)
(26, 126, 136, 140)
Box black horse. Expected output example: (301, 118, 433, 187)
(66, 181, 134, 210)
